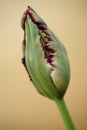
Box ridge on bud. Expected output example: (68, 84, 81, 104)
(21, 6, 70, 100)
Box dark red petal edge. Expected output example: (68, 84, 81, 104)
(21, 6, 56, 80)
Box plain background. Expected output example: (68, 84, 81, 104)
(0, 0, 87, 130)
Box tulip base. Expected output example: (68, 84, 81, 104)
(54, 98, 76, 130)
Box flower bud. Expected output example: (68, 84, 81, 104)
(21, 6, 70, 100)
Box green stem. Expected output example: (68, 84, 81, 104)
(54, 98, 76, 130)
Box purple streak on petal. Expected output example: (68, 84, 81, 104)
(27, 10, 41, 25)
(45, 42, 48, 45)
(22, 6, 56, 70)
(22, 56, 25, 64)
(28, 5, 31, 9)
(46, 35, 52, 41)
(38, 24, 47, 30)
(21, 11, 27, 30)
(44, 44, 49, 48)
(22, 39, 26, 46)
(45, 47, 54, 53)
(22, 57, 32, 81)
(50, 63, 56, 67)
(49, 54, 55, 59)
(43, 29, 49, 35)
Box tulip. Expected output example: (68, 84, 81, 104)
(21, 6, 76, 130)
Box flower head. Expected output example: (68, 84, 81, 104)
(21, 6, 70, 100)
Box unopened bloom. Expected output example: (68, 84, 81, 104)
(21, 6, 70, 100)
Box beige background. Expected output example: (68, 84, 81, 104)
(0, 0, 87, 130)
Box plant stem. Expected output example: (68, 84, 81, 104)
(54, 98, 76, 130)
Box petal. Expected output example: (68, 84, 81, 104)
(24, 15, 60, 99)
(48, 30, 70, 96)
(22, 6, 70, 99)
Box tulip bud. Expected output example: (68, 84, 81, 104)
(21, 6, 70, 100)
